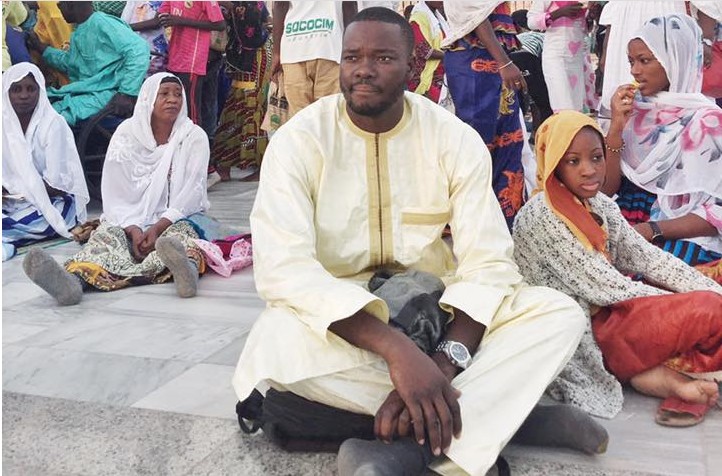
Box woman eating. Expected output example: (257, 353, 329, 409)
(602, 14, 722, 266)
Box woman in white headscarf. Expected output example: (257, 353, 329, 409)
(23, 72, 210, 305)
(2, 62, 89, 261)
(602, 14, 722, 270)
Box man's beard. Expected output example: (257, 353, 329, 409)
(343, 83, 405, 117)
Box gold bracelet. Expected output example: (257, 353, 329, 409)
(605, 140, 625, 154)
(499, 60, 514, 70)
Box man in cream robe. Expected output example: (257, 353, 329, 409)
(233, 8, 585, 475)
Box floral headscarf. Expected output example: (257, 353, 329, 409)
(534, 110, 608, 254)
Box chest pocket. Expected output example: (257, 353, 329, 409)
(401, 208, 450, 226)
(399, 207, 453, 273)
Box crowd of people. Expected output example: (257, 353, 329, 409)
(3, 1, 722, 475)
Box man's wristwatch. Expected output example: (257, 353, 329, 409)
(435, 340, 472, 370)
(649, 221, 665, 245)
(702, 38, 714, 48)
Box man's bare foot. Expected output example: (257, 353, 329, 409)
(631, 365, 720, 406)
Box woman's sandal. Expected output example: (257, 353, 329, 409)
(655, 397, 711, 427)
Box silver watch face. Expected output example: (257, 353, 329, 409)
(449, 342, 470, 362)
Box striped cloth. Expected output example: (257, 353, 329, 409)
(616, 177, 722, 266)
(2, 193, 77, 261)
(517, 31, 544, 58)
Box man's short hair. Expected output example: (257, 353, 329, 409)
(347, 7, 415, 57)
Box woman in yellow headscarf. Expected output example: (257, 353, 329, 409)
(512, 110, 722, 426)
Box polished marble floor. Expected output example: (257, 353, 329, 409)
(2, 178, 720, 475)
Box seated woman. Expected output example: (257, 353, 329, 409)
(513, 110, 721, 426)
(23, 72, 210, 305)
(602, 14, 722, 267)
(2, 62, 89, 261)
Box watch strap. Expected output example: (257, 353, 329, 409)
(435, 340, 470, 369)
(649, 221, 664, 243)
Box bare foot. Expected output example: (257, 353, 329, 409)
(631, 365, 720, 406)
(671, 379, 719, 407)
(216, 166, 232, 182)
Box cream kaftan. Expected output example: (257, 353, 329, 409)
(232, 93, 585, 475)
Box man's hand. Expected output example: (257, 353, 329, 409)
(157, 13, 184, 28)
(107, 93, 137, 117)
(125, 225, 145, 261)
(387, 342, 462, 457)
(270, 56, 282, 82)
(374, 390, 411, 443)
(328, 312, 463, 456)
(26, 31, 48, 54)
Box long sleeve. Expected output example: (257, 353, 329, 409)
(250, 134, 388, 340)
(97, 19, 150, 96)
(610, 200, 722, 295)
(162, 127, 209, 224)
(527, 1, 550, 32)
(513, 196, 669, 308)
(42, 46, 71, 74)
(439, 128, 524, 327)
(36, 115, 90, 222)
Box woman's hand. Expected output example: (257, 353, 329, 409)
(124, 225, 145, 261)
(138, 218, 172, 256)
(500, 62, 527, 93)
(633, 222, 654, 242)
(44, 183, 63, 197)
(610, 84, 635, 126)
(551, 3, 584, 20)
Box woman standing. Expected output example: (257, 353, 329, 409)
(211, 1, 271, 182)
(528, 1, 594, 112)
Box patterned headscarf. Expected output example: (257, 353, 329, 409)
(534, 110, 608, 254)
(631, 13, 704, 93)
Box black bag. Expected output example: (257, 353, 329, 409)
(236, 388, 374, 453)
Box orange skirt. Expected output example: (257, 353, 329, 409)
(592, 291, 722, 381)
